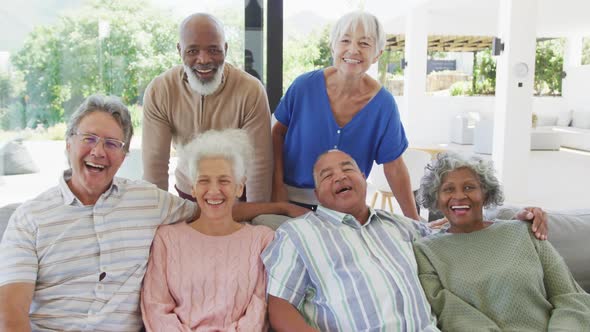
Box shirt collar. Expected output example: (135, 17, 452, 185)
(58, 169, 120, 206)
(316, 205, 379, 229)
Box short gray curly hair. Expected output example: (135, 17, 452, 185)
(418, 152, 504, 211)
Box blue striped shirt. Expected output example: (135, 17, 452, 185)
(262, 205, 439, 331)
(0, 170, 197, 331)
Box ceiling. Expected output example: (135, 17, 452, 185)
(380, 0, 590, 37)
(386, 35, 494, 52)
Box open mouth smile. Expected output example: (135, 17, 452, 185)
(336, 186, 352, 194)
(85, 161, 106, 172)
(343, 58, 361, 64)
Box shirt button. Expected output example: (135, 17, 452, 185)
(337, 130, 341, 134)
(333, 145, 337, 149)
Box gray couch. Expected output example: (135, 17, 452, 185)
(2, 203, 589, 292)
(485, 206, 590, 292)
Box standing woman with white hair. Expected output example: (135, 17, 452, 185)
(272, 11, 420, 220)
(141, 129, 274, 331)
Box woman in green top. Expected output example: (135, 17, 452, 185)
(414, 152, 590, 331)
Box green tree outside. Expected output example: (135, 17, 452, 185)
(534, 38, 564, 96)
(9, 0, 179, 129)
(583, 37, 590, 65)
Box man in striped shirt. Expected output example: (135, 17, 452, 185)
(262, 149, 547, 331)
(0, 95, 197, 331)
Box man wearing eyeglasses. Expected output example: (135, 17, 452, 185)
(0, 95, 197, 331)
(142, 12, 273, 205)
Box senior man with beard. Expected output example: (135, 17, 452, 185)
(142, 13, 272, 204)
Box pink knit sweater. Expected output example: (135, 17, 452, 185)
(141, 222, 274, 331)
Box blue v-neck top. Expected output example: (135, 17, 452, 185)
(275, 69, 408, 189)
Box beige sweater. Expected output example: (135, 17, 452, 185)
(142, 63, 272, 202)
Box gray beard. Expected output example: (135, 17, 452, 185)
(184, 63, 224, 96)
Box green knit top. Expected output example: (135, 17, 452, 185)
(414, 220, 590, 331)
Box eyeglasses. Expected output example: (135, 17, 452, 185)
(73, 132, 126, 151)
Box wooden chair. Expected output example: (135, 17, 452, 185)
(367, 149, 432, 213)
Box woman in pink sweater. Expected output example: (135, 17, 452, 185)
(141, 129, 274, 331)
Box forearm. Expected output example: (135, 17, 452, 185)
(271, 122, 288, 202)
(0, 283, 34, 332)
(268, 296, 317, 332)
(233, 202, 291, 222)
(141, 123, 171, 190)
(142, 88, 172, 191)
(384, 159, 420, 220)
(245, 98, 273, 202)
(236, 289, 267, 331)
(0, 313, 31, 332)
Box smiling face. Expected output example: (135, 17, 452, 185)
(66, 111, 126, 205)
(191, 157, 244, 221)
(332, 24, 381, 77)
(437, 167, 486, 233)
(178, 15, 227, 94)
(313, 151, 369, 222)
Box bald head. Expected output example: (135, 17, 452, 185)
(178, 13, 226, 49)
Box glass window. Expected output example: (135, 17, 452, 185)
(582, 37, 590, 66)
(0, 0, 245, 204)
(534, 38, 564, 96)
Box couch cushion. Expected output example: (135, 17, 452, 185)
(0, 203, 20, 239)
(251, 214, 291, 230)
(536, 115, 558, 127)
(557, 110, 573, 127)
(0, 140, 39, 175)
(571, 111, 590, 129)
(486, 206, 590, 292)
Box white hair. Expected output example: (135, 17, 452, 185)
(179, 129, 253, 184)
(330, 11, 386, 57)
(184, 63, 225, 95)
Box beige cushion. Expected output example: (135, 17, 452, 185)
(251, 214, 291, 230)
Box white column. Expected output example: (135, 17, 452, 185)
(564, 35, 583, 68)
(402, 5, 428, 140)
(562, 35, 583, 100)
(493, 0, 538, 203)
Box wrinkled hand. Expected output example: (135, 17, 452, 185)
(428, 217, 448, 229)
(281, 202, 310, 218)
(516, 207, 548, 240)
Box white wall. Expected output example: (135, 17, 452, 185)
(397, 95, 584, 144)
(563, 65, 590, 111)
(397, 96, 495, 144)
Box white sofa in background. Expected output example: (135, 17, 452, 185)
(473, 110, 590, 154)
(536, 110, 590, 152)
